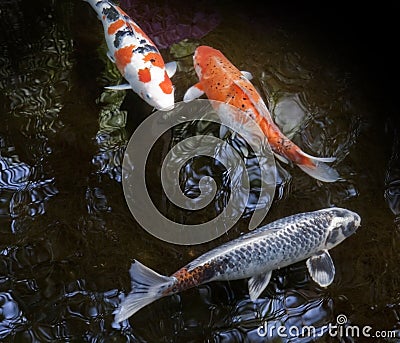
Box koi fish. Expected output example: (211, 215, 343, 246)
(114, 207, 360, 322)
(183, 46, 340, 182)
(85, 0, 177, 110)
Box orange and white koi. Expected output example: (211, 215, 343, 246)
(183, 46, 339, 182)
(85, 0, 176, 110)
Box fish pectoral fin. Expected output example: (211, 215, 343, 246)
(105, 83, 132, 90)
(306, 250, 335, 287)
(165, 61, 177, 78)
(240, 71, 253, 80)
(273, 152, 290, 165)
(183, 83, 204, 102)
(248, 271, 272, 301)
(107, 51, 115, 63)
(219, 124, 230, 139)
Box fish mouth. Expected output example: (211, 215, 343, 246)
(353, 212, 361, 228)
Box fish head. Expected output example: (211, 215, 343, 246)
(123, 62, 175, 111)
(139, 76, 175, 111)
(323, 207, 361, 249)
(137, 68, 175, 111)
(193, 45, 224, 80)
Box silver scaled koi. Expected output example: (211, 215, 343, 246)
(114, 207, 361, 322)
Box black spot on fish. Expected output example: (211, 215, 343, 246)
(140, 39, 146, 44)
(95, 0, 107, 8)
(326, 227, 340, 245)
(102, 6, 119, 22)
(134, 44, 157, 54)
(114, 28, 133, 48)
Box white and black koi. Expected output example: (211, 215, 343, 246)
(85, 0, 177, 110)
(114, 207, 361, 322)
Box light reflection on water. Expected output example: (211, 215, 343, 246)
(0, 0, 399, 342)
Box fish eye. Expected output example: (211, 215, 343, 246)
(145, 93, 152, 99)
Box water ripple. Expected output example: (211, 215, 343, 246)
(0, 0, 397, 341)
(385, 118, 400, 217)
(0, 155, 30, 191)
(0, 2, 72, 231)
(91, 80, 128, 182)
(0, 292, 27, 340)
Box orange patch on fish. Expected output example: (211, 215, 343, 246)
(114, 45, 135, 72)
(159, 72, 173, 94)
(143, 52, 164, 68)
(171, 265, 209, 291)
(108, 19, 125, 35)
(138, 68, 151, 82)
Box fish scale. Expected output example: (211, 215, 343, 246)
(114, 208, 361, 322)
(186, 211, 331, 280)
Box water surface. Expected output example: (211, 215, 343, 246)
(0, 1, 399, 342)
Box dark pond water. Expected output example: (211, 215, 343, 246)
(0, 0, 399, 342)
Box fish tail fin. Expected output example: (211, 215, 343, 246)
(113, 260, 176, 323)
(296, 150, 340, 182)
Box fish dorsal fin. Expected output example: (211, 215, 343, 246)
(183, 83, 204, 102)
(306, 250, 335, 287)
(248, 271, 272, 301)
(105, 83, 132, 91)
(232, 79, 273, 122)
(240, 71, 253, 80)
(242, 225, 282, 238)
(165, 61, 177, 78)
